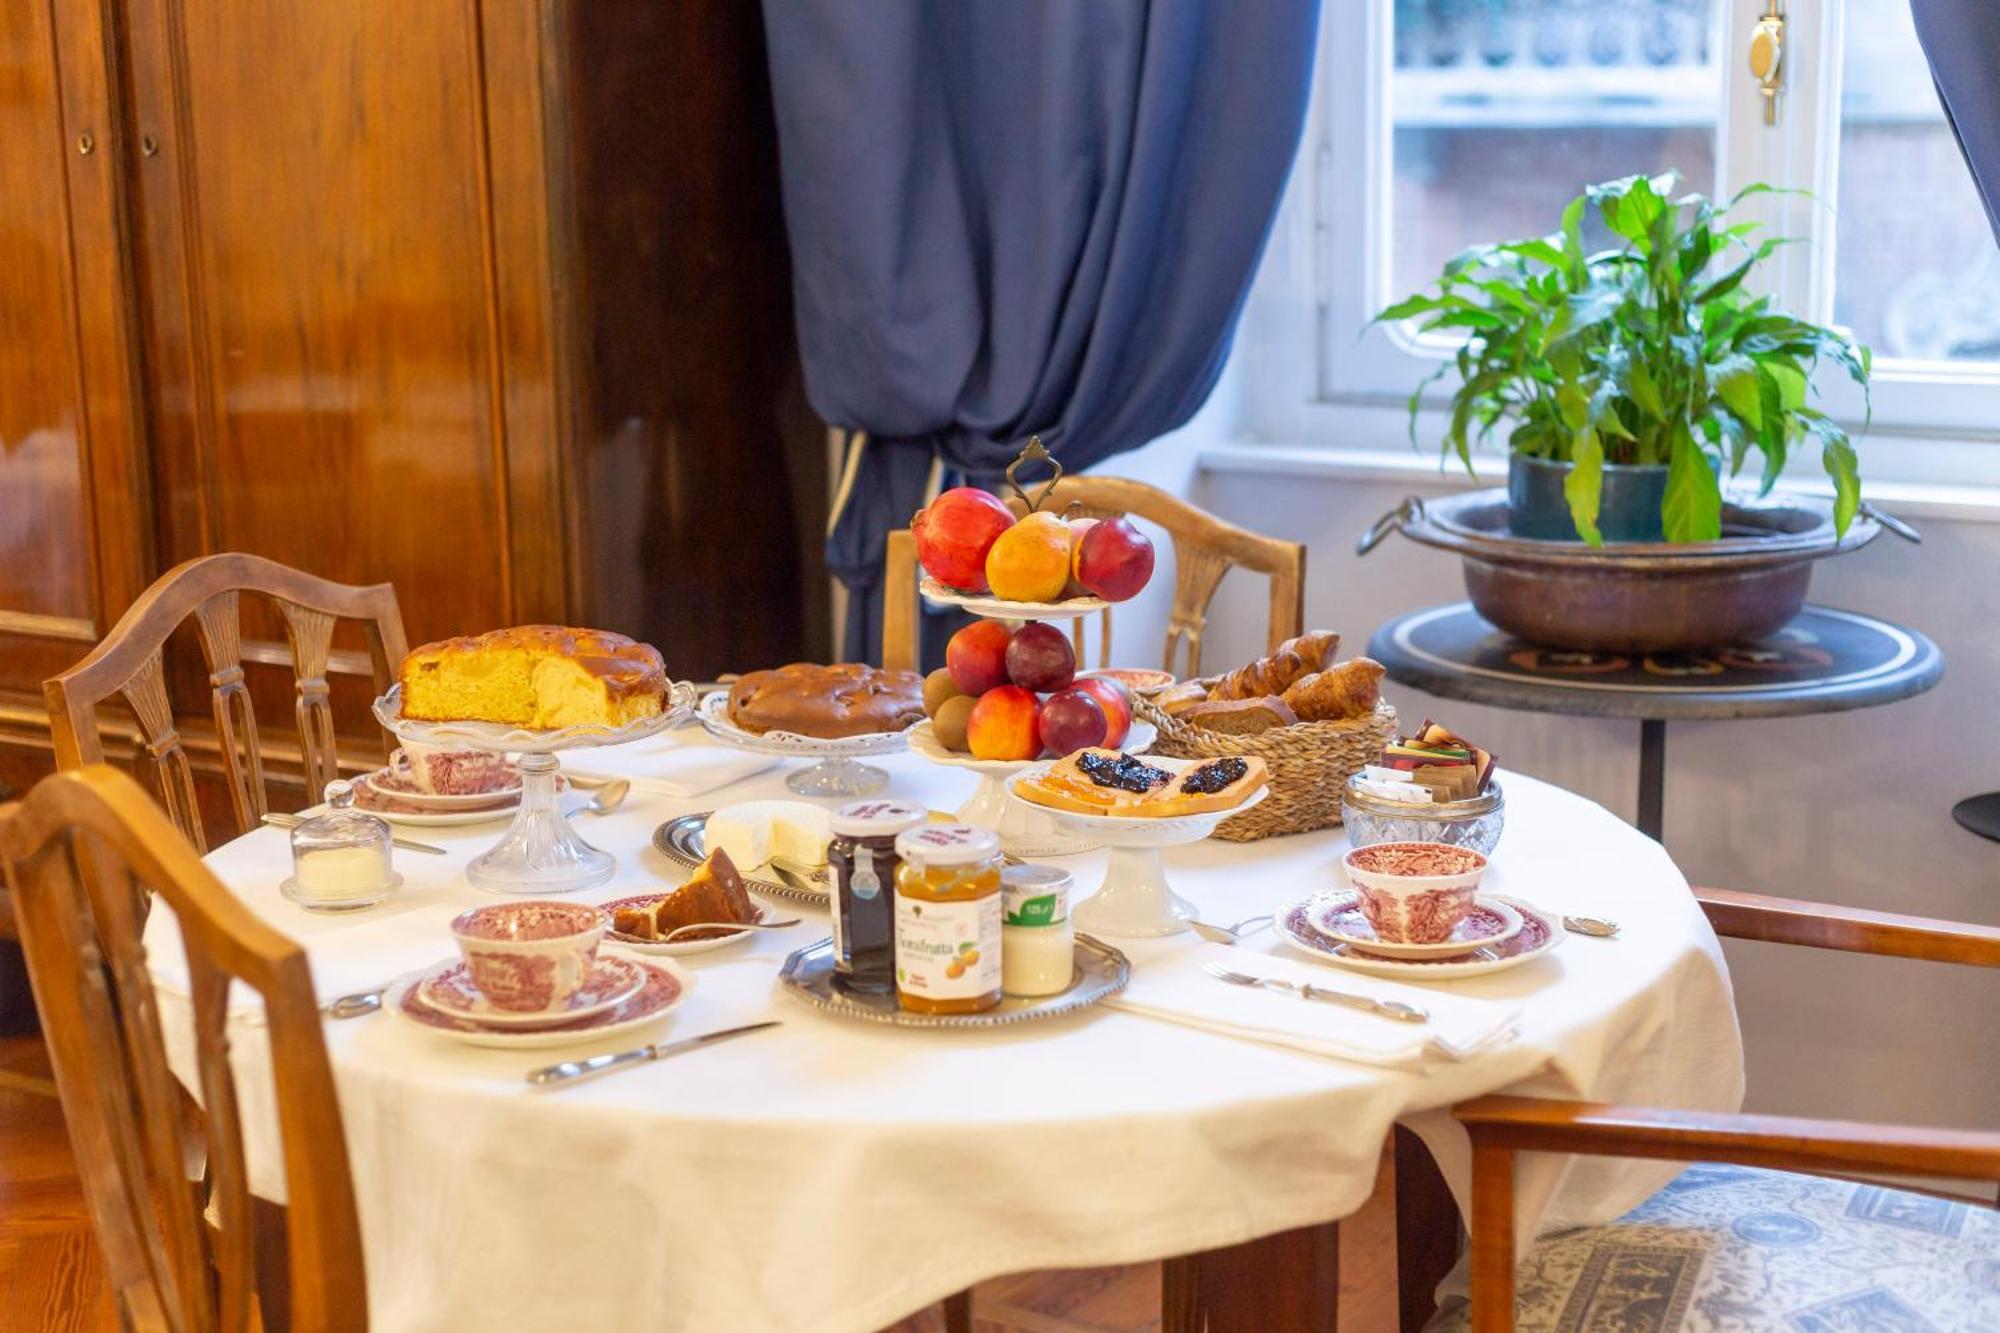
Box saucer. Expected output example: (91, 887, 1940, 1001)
(389, 957, 686, 1048)
(1308, 890, 1521, 959)
(362, 764, 524, 808)
(1277, 893, 1565, 979)
(601, 896, 773, 956)
(417, 955, 645, 1029)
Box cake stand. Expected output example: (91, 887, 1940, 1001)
(372, 682, 696, 894)
(906, 718, 1158, 857)
(1006, 758, 1268, 938)
(696, 691, 913, 798)
(919, 578, 1108, 623)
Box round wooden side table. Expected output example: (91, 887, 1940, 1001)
(1368, 603, 1944, 841)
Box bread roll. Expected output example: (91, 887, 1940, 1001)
(1281, 657, 1385, 722)
(1178, 696, 1298, 735)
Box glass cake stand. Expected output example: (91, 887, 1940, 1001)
(696, 691, 914, 798)
(372, 682, 696, 894)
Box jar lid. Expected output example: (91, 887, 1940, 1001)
(1001, 863, 1070, 926)
(830, 799, 928, 838)
(894, 822, 1000, 865)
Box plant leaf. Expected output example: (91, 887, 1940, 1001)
(1663, 430, 1722, 543)
(1563, 427, 1605, 546)
(1713, 356, 1763, 429)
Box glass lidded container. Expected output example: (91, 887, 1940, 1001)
(279, 779, 403, 912)
(1341, 774, 1505, 856)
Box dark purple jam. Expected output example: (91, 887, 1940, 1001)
(1179, 757, 1248, 795)
(1077, 751, 1171, 793)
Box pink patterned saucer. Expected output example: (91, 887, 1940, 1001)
(1307, 889, 1522, 959)
(1278, 893, 1564, 979)
(417, 954, 645, 1029)
(389, 957, 685, 1049)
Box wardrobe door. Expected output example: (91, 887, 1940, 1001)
(117, 0, 569, 755)
(0, 0, 149, 793)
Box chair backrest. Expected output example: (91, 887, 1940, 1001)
(0, 766, 365, 1332)
(883, 474, 1305, 676)
(45, 553, 409, 851)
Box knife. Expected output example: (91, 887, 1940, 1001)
(524, 1020, 782, 1088)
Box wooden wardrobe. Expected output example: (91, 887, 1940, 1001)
(0, 0, 829, 811)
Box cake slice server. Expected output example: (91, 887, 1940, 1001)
(525, 1020, 782, 1088)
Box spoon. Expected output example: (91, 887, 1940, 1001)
(659, 917, 803, 943)
(567, 778, 631, 819)
(323, 988, 386, 1019)
(1563, 915, 1620, 938)
(1187, 919, 1238, 946)
(1228, 913, 1275, 937)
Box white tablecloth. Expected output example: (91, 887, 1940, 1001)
(145, 735, 1743, 1333)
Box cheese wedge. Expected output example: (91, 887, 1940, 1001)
(704, 800, 830, 871)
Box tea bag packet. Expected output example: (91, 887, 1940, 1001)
(1375, 719, 1495, 800)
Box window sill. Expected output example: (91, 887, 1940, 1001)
(1198, 440, 2000, 527)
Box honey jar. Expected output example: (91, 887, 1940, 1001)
(892, 823, 1003, 1014)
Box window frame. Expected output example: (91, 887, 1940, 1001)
(1250, 0, 2000, 490)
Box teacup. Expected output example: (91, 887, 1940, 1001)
(449, 901, 606, 1014)
(1341, 841, 1489, 945)
(392, 740, 512, 796)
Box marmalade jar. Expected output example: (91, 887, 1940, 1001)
(892, 824, 1003, 1014)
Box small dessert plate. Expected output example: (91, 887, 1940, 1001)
(1277, 893, 1565, 979)
(362, 764, 525, 809)
(416, 954, 646, 1029)
(388, 957, 686, 1048)
(1308, 889, 1523, 959)
(599, 897, 773, 956)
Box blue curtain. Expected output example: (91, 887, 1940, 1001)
(762, 0, 1321, 664)
(1911, 0, 2000, 244)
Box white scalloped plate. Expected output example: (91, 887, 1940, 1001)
(696, 690, 915, 758)
(919, 578, 1108, 621)
(372, 682, 696, 755)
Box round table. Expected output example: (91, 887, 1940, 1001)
(143, 737, 1743, 1332)
(1368, 603, 1943, 841)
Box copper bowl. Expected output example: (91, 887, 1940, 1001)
(1358, 489, 1908, 653)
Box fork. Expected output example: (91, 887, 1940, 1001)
(1203, 962, 1429, 1023)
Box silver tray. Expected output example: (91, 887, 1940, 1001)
(777, 935, 1130, 1029)
(653, 811, 831, 906)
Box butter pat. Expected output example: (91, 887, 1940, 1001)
(705, 800, 830, 870)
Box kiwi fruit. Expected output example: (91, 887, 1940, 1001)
(923, 667, 960, 717)
(932, 694, 977, 751)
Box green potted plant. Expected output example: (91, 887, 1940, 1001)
(1377, 173, 1871, 545)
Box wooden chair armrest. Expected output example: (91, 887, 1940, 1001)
(1695, 886, 2000, 967)
(1456, 1094, 2000, 1184)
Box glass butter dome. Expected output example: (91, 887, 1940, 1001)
(280, 779, 402, 912)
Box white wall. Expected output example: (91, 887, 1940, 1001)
(1191, 456, 2000, 1133)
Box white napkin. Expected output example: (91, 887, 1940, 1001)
(562, 738, 778, 798)
(1106, 941, 1519, 1069)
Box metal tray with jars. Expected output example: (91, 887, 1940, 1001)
(777, 935, 1130, 1029)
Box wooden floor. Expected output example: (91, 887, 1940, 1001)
(0, 1034, 1398, 1332)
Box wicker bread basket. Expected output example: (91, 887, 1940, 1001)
(1135, 694, 1398, 841)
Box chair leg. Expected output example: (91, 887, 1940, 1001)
(941, 1287, 973, 1333)
(253, 1198, 293, 1333)
(1467, 1142, 1515, 1332)
(1161, 1221, 1339, 1333)
(1395, 1126, 1462, 1333)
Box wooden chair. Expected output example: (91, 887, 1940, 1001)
(0, 765, 366, 1331)
(883, 475, 1305, 676)
(44, 552, 409, 852)
(1439, 886, 2000, 1331)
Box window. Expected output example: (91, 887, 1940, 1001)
(1251, 0, 2000, 488)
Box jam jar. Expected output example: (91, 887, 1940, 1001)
(827, 799, 926, 995)
(892, 823, 1003, 1014)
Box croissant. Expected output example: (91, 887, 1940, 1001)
(1281, 657, 1385, 722)
(1210, 649, 1307, 703)
(1276, 630, 1340, 675)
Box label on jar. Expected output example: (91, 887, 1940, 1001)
(1001, 865, 1069, 927)
(894, 890, 1002, 1000)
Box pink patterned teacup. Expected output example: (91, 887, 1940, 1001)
(1341, 842, 1489, 945)
(392, 741, 514, 796)
(449, 901, 607, 1014)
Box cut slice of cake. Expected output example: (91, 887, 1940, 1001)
(610, 848, 757, 941)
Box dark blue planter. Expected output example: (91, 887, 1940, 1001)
(1507, 453, 1668, 543)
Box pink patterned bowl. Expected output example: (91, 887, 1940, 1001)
(449, 901, 606, 1014)
(1340, 841, 1489, 945)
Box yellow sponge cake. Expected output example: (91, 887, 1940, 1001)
(399, 626, 667, 730)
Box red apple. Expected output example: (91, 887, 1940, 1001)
(946, 620, 1013, 696)
(1061, 516, 1099, 598)
(1075, 515, 1155, 602)
(911, 487, 1015, 592)
(1004, 621, 1076, 692)
(1071, 676, 1132, 748)
(966, 685, 1041, 761)
(1037, 688, 1109, 757)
